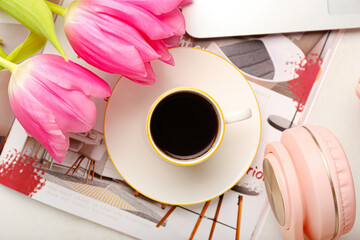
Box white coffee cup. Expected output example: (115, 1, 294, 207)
(146, 87, 252, 166)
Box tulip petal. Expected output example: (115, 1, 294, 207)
(148, 39, 174, 65)
(26, 55, 112, 99)
(84, 0, 175, 40)
(163, 35, 182, 48)
(179, 0, 193, 6)
(65, 8, 147, 76)
(126, 62, 157, 85)
(95, 12, 161, 62)
(19, 74, 96, 133)
(8, 82, 69, 163)
(156, 8, 185, 36)
(13, 57, 101, 134)
(121, 0, 184, 15)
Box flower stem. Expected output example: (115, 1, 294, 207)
(45, 1, 68, 17)
(0, 56, 17, 73)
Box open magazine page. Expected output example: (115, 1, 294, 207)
(0, 0, 342, 238)
(179, 30, 343, 239)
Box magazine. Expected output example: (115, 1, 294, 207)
(0, 1, 343, 239)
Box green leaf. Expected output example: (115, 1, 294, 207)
(0, 32, 47, 71)
(0, 0, 67, 60)
(0, 39, 7, 58)
(8, 32, 47, 63)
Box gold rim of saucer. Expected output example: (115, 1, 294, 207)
(103, 47, 262, 206)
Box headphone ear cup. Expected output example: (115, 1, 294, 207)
(264, 142, 304, 240)
(303, 126, 356, 237)
(279, 126, 356, 240)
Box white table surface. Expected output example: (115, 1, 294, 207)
(1, 15, 360, 239)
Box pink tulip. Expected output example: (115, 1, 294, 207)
(8, 54, 112, 163)
(63, 0, 191, 84)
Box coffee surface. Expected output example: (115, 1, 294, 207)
(150, 92, 219, 160)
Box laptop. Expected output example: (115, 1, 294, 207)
(182, 0, 360, 38)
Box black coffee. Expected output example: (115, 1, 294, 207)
(150, 91, 219, 160)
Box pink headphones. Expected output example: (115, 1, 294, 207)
(263, 125, 356, 239)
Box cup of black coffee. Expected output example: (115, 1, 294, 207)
(146, 87, 252, 166)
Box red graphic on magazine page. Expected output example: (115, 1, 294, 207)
(288, 53, 323, 112)
(0, 150, 46, 197)
(267, 54, 322, 132)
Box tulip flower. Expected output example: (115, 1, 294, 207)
(46, 0, 191, 84)
(0, 54, 112, 163)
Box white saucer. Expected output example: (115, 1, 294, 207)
(104, 47, 261, 205)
